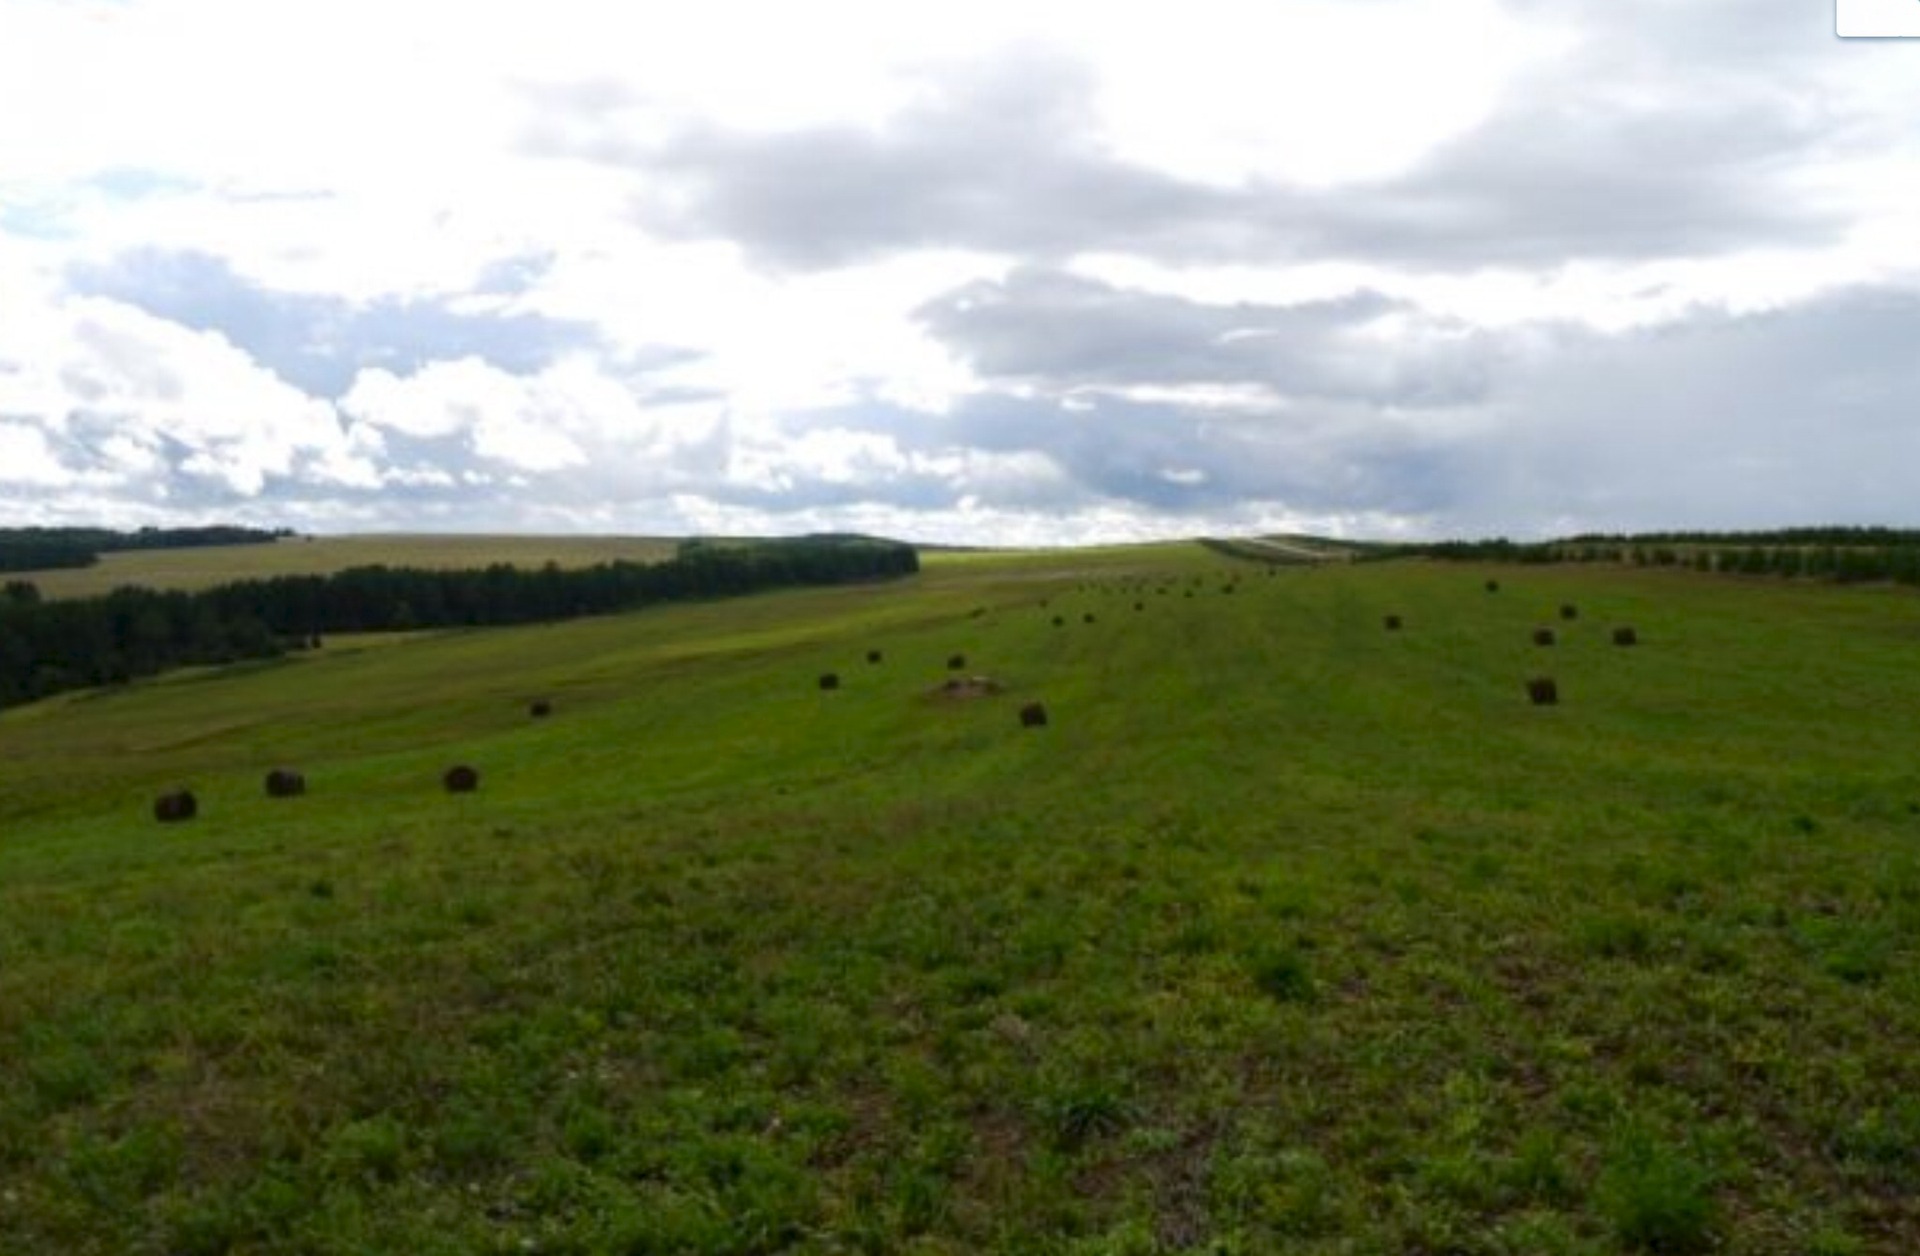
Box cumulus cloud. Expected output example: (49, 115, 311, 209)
(0, 293, 377, 499)
(919, 268, 1495, 408)
(0, 422, 74, 487)
(560, 37, 1840, 274)
(68, 249, 601, 395)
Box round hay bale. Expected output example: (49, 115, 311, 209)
(1532, 627, 1556, 646)
(1134, 601, 1144, 611)
(818, 672, 841, 691)
(1051, 615, 1065, 627)
(1612, 626, 1639, 647)
(1559, 603, 1579, 621)
(1485, 579, 1500, 593)
(1526, 677, 1559, 706)
(153, 789, 197, 823)
(264, 768, 306, 798)
(529, 699, 553, 718)
(947, 653, 967, 671)
(1383, 614, 1403, 631)
(443, 765, 480, 793)
(1019, 701, 1049, 728)
(1082, 613, 1096, 624)
(867, 649, 884, 664)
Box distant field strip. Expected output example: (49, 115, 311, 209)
(20, 534, 681, 598)
(1202, 534, 1358, 564)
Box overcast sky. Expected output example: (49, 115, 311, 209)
(2, 1, 1916, 542)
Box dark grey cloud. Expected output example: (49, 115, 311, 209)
(1471, 287, 1920, 532)
(919, 268, 1494, 407)
(745, 381, 1465, 520)
(68, 249, 603, 396)
(611, 54, 1220, 269)
(534, 37, 1839, 272)
(936, 391, 1464, 516)
(867, 282, 1920, 532)
(1329, 92, 1831, 266)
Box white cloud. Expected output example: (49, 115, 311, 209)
(0, 422, 72, 486)
(0, 290, 372, 496)
(2, 0, 1918, 539)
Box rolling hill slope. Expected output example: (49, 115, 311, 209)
(3, 544, 1919, 1252)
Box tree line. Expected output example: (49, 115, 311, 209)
(0, 525, 288, 573)
(1392, 531, 1920, 586)
(0, 538, 918, 709)
(1562, 526, 1920, 547)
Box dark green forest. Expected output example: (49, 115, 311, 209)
(0, 538, 917, 708)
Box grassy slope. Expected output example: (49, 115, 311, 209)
(3, 546, 1920, 1253)
(18, 534, 681, 599)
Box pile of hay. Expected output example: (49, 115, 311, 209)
(928, 675, 1005, 701)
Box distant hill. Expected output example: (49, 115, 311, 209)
(0, 525, 286, 574)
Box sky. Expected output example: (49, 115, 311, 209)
(1, 0, 1917, 544)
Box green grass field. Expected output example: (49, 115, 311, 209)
(19, 534, 681, 599)
(4, 544, 1919, 1253)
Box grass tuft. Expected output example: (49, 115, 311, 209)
(1596, 1130, 1719, 1253)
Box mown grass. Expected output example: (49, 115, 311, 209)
(4, 546, 1920, 1252)
(18, 533, 680, 599)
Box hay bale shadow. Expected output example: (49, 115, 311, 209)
(1020, 701, 1049, 728)
(1526, 677, 1559, 706)
(818, 672, 841, 691)
(444, 765, 480, 793)
(1613, 626, 1639, 646)
(1533, 627, 1556, 646)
